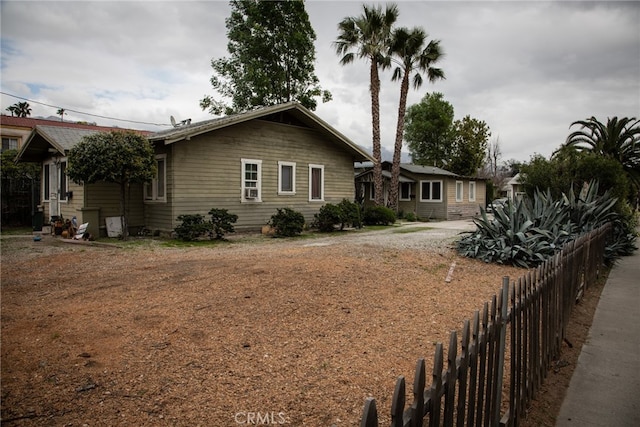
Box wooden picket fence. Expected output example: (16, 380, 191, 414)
(360, 223, 611, 427)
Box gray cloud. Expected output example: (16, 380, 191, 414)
(1, 0, 638, 162)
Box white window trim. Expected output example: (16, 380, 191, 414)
(43, 163, 51, 202)
(369, 182, 375, 201)
(420, 180, 443, 202)
(456, 181, 463, 202)
(277, 161, 296, 195)
(42, 158, 69, 203)
(399, 182, 411, 201)
(59, 160, 68, 202)
(469, 181, 476, 202)
(241, 158, 262, 202)
(308, 164, 324, 202)
(144, 154, 167, 202)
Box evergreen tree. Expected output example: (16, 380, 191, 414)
(201, 0, 330, 115)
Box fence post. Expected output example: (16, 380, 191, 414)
(361, 397, 378, 427)
(391, 376, 406, 427)
(494, 277, 510, 424)
(412, 358, 426, 427)
(428, 345, 444, 427)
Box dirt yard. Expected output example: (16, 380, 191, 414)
(1, 224, 603, 426)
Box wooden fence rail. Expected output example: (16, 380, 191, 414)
(360, 223, 611, 427)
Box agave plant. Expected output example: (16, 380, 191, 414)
(457, 181, 634, 267)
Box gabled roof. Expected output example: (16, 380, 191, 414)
(399, 163, 459, 178)
(148, 102, 374, 162)
(507, 173, 522, 185)
(15, 125, 148, 162)
(356, 161, 460, 181)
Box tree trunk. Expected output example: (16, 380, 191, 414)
(389, 72, 410, 212)
(370, 60, 384, 207)
(119, 181, 128, 240)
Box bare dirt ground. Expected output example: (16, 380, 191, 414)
(1, 223, 603, 426)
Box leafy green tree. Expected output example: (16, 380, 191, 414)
(334, 3, 398, 206)
(448, 115, 491, 177)
(521, 149, 629, 206)
(6, 102, 31, 117)
(564, 116, 639, 204)
(404, 92, 454, 168)
(66, 131, 156, 240)
(1, 149, 39, 181)
(201, 0, 330, 116)
(387, 26, 445, 211)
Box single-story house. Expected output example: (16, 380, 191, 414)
(15, 124, 152, 238)
(506, 173, 525, 200)
(356, 161, 486, 220)
(16, 102, 373, 236)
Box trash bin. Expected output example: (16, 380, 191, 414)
(32, 210, 44, 232)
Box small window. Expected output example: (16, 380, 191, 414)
(242, 159, 262, 202)
(420, 180, 442, 202)
(469, 181, 476, 202)
(309, 164, 324, 201)
(1, 137, 18, 152)
(456, 181, 463, 202)
(400, 182, 411, 201)
(369, 182, 375, 201)
(43, 164, 50, 201)
(278, 161, 296, 195)
(145, 155, 167, 202)
(59, 161, 68, 201)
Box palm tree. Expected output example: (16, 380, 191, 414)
(334, 4, 398, 206)
(388, 27, 445, 211)
(57, 108, 66, 122)
(565, 116, 640, 199)
(13, 102, 32, 117)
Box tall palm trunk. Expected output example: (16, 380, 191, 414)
(389, 71, 410, 211)
(370, 60, 384, 206)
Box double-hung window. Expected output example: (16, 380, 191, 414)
(144, 154, 166, 202)
(400, 182, 411, 201)
(309, 164, 324, 201)
(43, 164, 51, 201)
(455, 181, 463, 202)
(59, 161, 68, 201)
(420, 180, 442, 202)
(242, 159, 262, 202)
(278, 161, 296, 195)
(469, 181, 476, 202)
(1, 137, 18, 152)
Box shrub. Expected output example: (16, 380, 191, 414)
(208, 208, 238, 240)
(338, 198, 362, 229)
(363, 205, 396, 226)
(314, 203, 342, 232)
(314, 199, 363, 232)
(269, 208, 305, 237)
(404, 212, 417, 222)
(174, 214, 211, 241)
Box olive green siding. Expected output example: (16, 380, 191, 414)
(145, 119, 358, 232)
(357, 170, 485, 221)
(84, 182, 145, 235)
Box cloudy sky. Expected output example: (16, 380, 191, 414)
(1, 0, 638, 163)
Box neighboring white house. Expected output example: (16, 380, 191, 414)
(506, 173, 525, 200)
